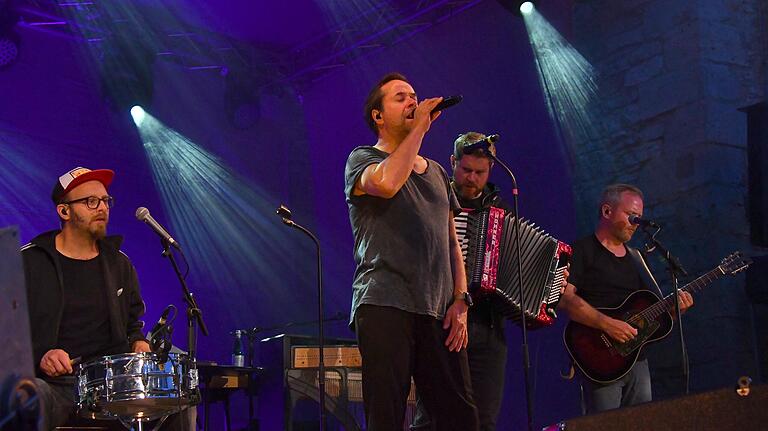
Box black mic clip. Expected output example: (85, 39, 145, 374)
(150, 324, 174, 363)
(148, 305, 176, 363)
(629, 215, 661, 229)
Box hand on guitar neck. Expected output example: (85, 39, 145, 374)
(670, 289, 694, 319)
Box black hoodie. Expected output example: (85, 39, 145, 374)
(21, 230, 147, 375)
(450, 181, 512, 212)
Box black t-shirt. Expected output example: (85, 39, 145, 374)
(56, 252, 124, 361)
(345, 146, 460, 326)
(568, 234, 648, 309)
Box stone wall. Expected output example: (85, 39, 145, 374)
(572, 0, 767, 398)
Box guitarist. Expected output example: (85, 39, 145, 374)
(558, 183, 693, 413)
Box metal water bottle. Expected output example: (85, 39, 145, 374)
(232, 329, 245, 367)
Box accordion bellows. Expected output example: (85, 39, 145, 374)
(455, 207, 571, 329)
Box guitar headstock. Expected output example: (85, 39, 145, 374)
(719, 252, 752, 275)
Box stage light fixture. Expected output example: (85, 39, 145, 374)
(496, 0, 538, 17)
(130, 105, 146, 127)
(100, 32, 156, 112)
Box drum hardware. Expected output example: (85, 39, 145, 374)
(149, 305, 177, 365)
(75, 352, 199, 431)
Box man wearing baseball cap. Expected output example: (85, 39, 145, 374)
(22, 167, 189, 429)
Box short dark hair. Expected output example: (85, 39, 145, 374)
(453, 132, 496, 160)
(598, 183, 644, 218)
(363, 72, 410, 135)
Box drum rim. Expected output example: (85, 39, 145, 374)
(79, 351, 188, 368)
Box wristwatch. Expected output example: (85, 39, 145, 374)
(455, 291, 473, 307)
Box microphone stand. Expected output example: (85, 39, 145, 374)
(485, 152, 534, 431)
(276, 205, 326, 431)
(161, 239, 208, 401)
(641, 226, 690, 395)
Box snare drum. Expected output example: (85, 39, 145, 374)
(76, 352, 198, 421)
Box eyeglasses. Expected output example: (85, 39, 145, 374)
(63, 195, 115, 210)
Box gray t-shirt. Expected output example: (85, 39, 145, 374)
(344, 146, 461, 327)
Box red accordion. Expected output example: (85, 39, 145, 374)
(455, 207, 571, 329)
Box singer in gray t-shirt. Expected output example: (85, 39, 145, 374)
(343, 73, 478, 430)
(345, 145, 460, 324)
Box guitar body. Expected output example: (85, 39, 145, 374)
(564, 289, 673, 384)
(562, 252, 751, 384)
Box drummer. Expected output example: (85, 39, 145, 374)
(22, 167, 190, 430)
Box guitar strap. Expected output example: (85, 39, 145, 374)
(627, 247, 664, 297)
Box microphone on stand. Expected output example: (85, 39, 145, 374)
(135, 207, 181, 249)
(147, 305, 175, 361)
(628, 215, 660, 228)
(147, 306, 172, 340)
(277, 204, 294, 226)
(275, 203, 327, 430)
(462, 134, 500, 154)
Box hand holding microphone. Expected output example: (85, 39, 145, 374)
(430, 95, 463, 114)
(412, 94, 463, 131)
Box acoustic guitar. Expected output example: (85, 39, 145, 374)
(563, 252, 751, 383)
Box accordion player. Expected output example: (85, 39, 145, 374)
(454, 206, 572, 329)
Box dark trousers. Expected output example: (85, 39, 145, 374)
(355, 305, 479, 431)
(35, 378, 195, 430)
(466, 316, 507, 430)
(411, 312, 507, 431)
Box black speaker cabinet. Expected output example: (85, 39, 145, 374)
(0, 226, 34, 378)
(0, 226, 39, 431)
(554, 384, 768, 430)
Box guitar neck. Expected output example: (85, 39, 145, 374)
(645, 265, 726, 319)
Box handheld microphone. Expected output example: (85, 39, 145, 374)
(628, 215, 660, 228)
(462, 134, 500, 154)
(135, 207, 181, 249)
(147, 306, 172, 340)
(431, 95, 463, 114)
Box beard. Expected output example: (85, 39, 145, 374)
(90, 222, 107, 239)
(457, 183, 480, 200)
(73, 212, 108, 239)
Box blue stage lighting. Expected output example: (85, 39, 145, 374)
(135, 111, 316, 321)
(520, 2, 534, 15)
(130, 105, 146, 127)
(522, 6, 602, 148)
